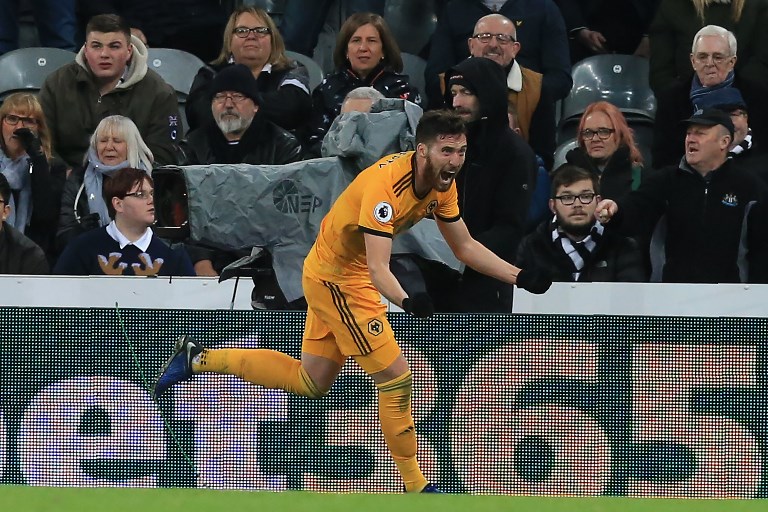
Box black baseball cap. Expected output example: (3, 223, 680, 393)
(682, 108, 735, 139)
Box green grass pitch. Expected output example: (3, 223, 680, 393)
(2, 487, 765, 512)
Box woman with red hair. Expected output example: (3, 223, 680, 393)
(565, 101, 646, 200)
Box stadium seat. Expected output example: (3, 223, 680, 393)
(286, 50, 325, 91)
(0, 47, 74, 102)
(557, 54, 656, 145)
(401, 52, 427, 99)
(147, 48, 207, 134)
(552, 139, 578, 170)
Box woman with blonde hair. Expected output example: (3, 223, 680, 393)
(56, 115, 154, 252)
(566, 101, 645, 200)
(185, 6, 312, 132)
(0, 92, 67, 261)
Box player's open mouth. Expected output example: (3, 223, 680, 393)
(439, 170, 457, 182)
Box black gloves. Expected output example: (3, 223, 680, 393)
(402, 292, 434, 318)
(78, 212, 102, 232)
(13, 128, 44, 157)
(516, 269, 552, 294)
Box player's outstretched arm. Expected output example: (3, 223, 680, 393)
(365, 232, 411, 308)
(436, 217, 551, 294)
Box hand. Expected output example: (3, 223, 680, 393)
(79, 212, 102, 231)
(576, 29, 608, 53)
(594, 199, 618, 223)
(515, 268, 552, 294)
(13, 128, 43, 157)
(402, 292, 434, 318)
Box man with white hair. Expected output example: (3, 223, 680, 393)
(652, 24, 768, 168)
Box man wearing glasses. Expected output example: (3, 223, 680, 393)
(467, 13, 555, 170)
(652, 24, 768, 169)
(425, 0, 572, 109)
(516, 164, 646, 282)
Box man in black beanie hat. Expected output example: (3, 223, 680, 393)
(179, 63, 303, 278)
(180, 64, 300, 166)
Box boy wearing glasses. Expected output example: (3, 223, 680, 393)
(517, 164, 646, 282)
(53, 167, 194, 276)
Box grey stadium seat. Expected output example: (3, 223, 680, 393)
(286, 50, 324, 91)
(557, 54, 657, 145)
(0, 47, 75, 102)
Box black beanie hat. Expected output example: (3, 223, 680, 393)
(447, 73, 477, 95)
(209, 64, 261, 104)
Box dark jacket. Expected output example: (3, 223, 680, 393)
(180, 114, 302, 166)
(185, 61, 312, 133)
(651, 77, 768, 169)
(566, 144, 645, 200)
(0, 222, 49, 274)
(39, 38, 182, 168)
(305, 63, 421, 155)
(609, 158, 768, 283)
(444, 57, 536, 311)
(3, 152, 68, 265)
(444, 57, 535, 261)
(516, 219, 647, 282)
(425, 0, 573, 108)
(56, 164, 96, 254)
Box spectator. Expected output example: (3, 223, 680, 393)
(697, 86, 768, 183)
(76, 0, 227, 62)
(566, 101, 646, 200)
(391, 56, 535, 313)
(181, 64, 302, 285)
(340, 86, 385, 114)
(57, 115, 154, 254)
(648, 0, 768, 95)
(466, 13, 556, 169)
(280, 0, 386, 58)
(596, 108, 768, 283)
(40, 14, 181, 168)
(424, 0, 573, 109)
(554, 0, 660, 62)
(0, 0, 76, 55)
(0, 93, 67, 264)
(0, 174, 49, 274)
(54, 167, 194, 276)
(517, 164, 646, 282)
(181, 64, 302, 166)
(652, 24, 768, 168)
(305, 12, 421, 156)
(185, 6, 312, 133)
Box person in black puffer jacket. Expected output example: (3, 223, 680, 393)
(304, 12, 421, 157)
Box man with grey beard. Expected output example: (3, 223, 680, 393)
(180, 64, 302, 165)
(178, 63, 302, 279)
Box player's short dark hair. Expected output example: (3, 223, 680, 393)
(86, 14, 131, 42)
(103, 168, 153, 219)
(550, 164, 600, 197)
(0, 173, 10, 205)
(415, 110, 467, 146)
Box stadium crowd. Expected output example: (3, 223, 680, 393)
(2, 0, 768, 303)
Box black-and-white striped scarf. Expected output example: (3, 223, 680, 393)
(551, 218, 605, 280)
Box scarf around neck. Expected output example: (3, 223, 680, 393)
(689, 70, 735, 110)
(0, 149, 32, 233)
(551, 217, 605, 281)
(83, 146, 146, 226)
